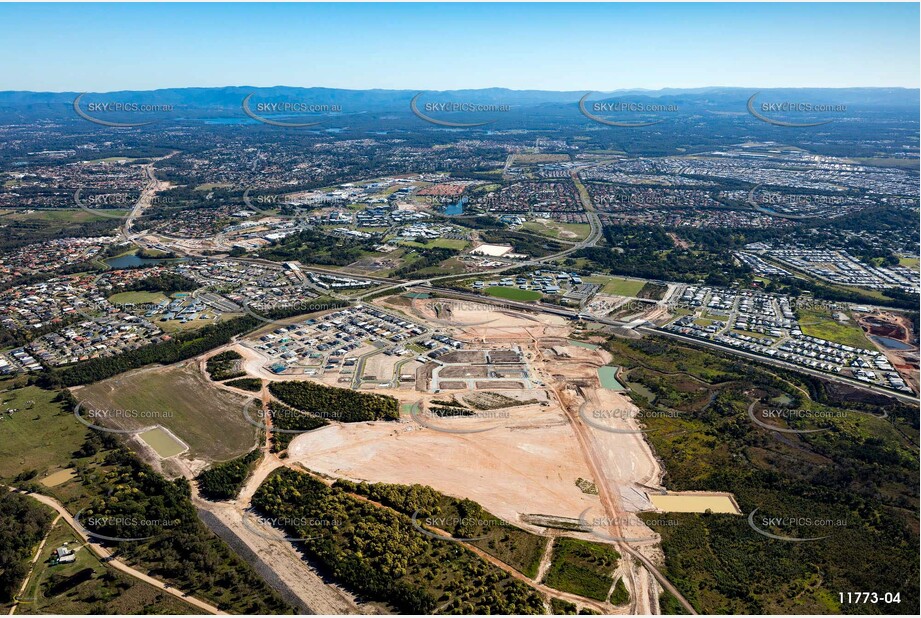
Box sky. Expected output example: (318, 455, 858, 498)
(1, 2, 918, 92)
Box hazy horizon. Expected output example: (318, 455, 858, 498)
(1, 2, 918, 91)
(4, 85, 921, 95)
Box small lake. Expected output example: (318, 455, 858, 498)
(871, 336, 914, 351)
(201, 117, 253, 125)
(105, 254, 185, 269)
(139, 426, 187, 458)
(443, 197, 467, 216)
(598, 366, 625, 391)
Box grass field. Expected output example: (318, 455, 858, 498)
(586, 276, 646, 297)
(397, 238, 469, 250)
(18, 514, 201, 615)
(409, 257, 469, 277)
(798, 307, 873, 350)
(107, 291, 168, 305)
(484, 286, 542, 301)
(76, 363, 257, 461)
(898, 256, 919, 270)
(0, 381, 87, 480)
(850, 157, 920, 171)
(520, 220, 590, 241)
(0, 209, 128, 223)
(88, 157, 139, 164)
(139, 426, 187, 458)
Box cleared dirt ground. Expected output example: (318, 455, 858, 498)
(284, 302, 666, 539)
(192, 298, 704, 613)
(285, 405, 601, 533)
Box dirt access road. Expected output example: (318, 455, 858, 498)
(191, 428, 371, 615)
(5, 488, 221, 615)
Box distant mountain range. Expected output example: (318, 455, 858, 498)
(0, 86, 917, 112)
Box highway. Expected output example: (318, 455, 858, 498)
(414, 287, 918, 404)
(639, 326, 920, 406)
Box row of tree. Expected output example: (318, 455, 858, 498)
(252, 468, 545, 614)
(268, 401, 329, 453)
(0, 493, 54, 602)
(45, 316, 260, 387)
(196, 449, 261, 500)
(268, 380, 399, 423)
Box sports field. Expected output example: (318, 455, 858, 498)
(586, 276, 646, 297)
(108, 291, 169, 305)
(484, 286, 542, 302)
(139, 426, 188, 458)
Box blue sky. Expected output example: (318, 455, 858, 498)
(1, 2, 918, 92)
